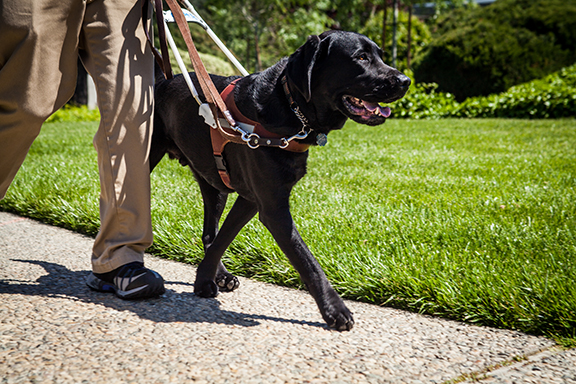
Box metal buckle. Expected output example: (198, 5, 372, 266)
(213, 154, 227, 171)
(281, 128, 310, 149)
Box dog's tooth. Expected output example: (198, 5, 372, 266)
(362, 100, 379, 112)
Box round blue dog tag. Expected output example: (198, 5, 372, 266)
(316, 133, 328, 146)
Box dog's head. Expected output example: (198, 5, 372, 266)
(286, 31, 410, 127)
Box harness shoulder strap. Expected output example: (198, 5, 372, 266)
(164, 0, 236, 129)
(209, 80, 238, 190)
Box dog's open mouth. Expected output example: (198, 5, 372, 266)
(342, 96, 392, 120)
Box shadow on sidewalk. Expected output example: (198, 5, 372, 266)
(0, 259, 327, 330)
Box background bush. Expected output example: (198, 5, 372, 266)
(413, 0, 576, 101)
(450, 64, 576, 118)
(392, 64, 576, 119)
(46, 105, 100, 123)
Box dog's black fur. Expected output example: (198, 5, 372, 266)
(151, 31, 410, 331)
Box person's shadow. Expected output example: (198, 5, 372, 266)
(0, 259, 326, 329)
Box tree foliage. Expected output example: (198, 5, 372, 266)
(413, 0, 576, 101)
(186, 0, 433, 73)
(359, 7, 430, 71)
(202, 0, 332, 71)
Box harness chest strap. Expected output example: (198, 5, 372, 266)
(211, 80, 311, 190)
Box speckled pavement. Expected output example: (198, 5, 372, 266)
(1, 211, 573, 384)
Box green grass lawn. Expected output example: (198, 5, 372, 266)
(1, 118, 575, 345)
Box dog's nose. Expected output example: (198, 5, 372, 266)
(397, 74, 411, 89)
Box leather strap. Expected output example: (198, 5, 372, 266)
(142, 0, 173, 79)
(210, 126, 234, 189)
(164, 0, 236, 129)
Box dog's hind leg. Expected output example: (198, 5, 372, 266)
(196, 177, 228, 250)
(194, 195, 257, 297)
(195, 177, 244, 294)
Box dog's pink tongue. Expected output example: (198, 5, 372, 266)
(363, 100, 392, 118)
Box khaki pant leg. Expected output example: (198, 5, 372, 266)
(0, 0, 84, 198)
(80, 0, 155, 273)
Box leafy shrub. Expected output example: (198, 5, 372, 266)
(413, 0, 576, 101)
(451, 65, 576, 118)
(390, 82, 459, 119)
(391, 64, 576, 119)
(46, 105, 100, 123)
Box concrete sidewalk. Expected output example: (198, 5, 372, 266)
(1, 211, 574, 383)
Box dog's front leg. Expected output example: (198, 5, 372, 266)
(194, 196, 258, 297)
(259, 206, 354, 331)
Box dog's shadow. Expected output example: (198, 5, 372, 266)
(0, 259, 326, 329)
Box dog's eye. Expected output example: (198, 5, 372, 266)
(358, 54, 369, 62)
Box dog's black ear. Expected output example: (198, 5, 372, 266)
(286, 35, 322, 102)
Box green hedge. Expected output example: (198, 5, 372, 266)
(392, 64, 576, 119)
(450, 65, 576, 118)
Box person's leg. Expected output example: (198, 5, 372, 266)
(80, 0, 154, 273)
(0, 0, 83, 198)
(80, 0, 164, 298)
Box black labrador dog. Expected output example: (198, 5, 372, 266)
(151, 30, 410, 331)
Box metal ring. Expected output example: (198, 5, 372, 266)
(245, 133, 261, 149)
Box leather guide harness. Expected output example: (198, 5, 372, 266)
(142, 0, 313, 190)
(212, 78, 312, 188)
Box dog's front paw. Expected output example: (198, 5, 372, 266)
(326, 305, 354, 331)
(194, 279, 219, 298)
(216, 272, 240, 292)
(320, 292, 354, 331)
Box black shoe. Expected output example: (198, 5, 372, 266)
(86, 262, 165, 300)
